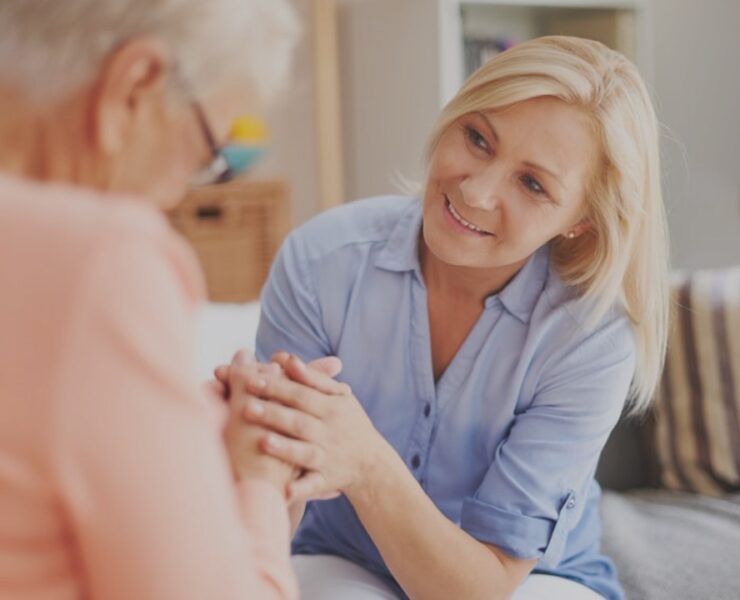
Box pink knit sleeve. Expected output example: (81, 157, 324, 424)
(50, 216, 297, 600)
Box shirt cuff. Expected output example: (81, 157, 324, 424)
(460, 490, 576, 568)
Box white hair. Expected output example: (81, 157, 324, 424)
(0, 0, 299, 104)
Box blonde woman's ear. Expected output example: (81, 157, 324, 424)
(564, 219, 592, 239)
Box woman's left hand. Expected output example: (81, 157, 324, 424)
(229, 353, 391, 503)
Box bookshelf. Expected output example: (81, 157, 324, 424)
(337, 0, 650, 200)
(439, 0, 649, 104)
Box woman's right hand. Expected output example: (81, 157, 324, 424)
(215, 349, 344, 498)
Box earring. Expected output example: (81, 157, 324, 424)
(566, 231, 576, 239)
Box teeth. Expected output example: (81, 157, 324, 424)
(447, 199, 486, 233)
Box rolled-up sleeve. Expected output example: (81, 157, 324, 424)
(460, 314, 636, 567)
(256, 232, 332, 363)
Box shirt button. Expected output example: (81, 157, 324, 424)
(411, 454, 421, 469)
(566, 496, 576, 509)
(424, 403, 431, 418)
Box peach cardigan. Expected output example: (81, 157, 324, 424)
(0, 174, 296, 599)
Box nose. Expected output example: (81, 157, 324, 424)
(459, 165, 505, 212)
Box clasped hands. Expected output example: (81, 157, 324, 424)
(212, 350, 385, 504)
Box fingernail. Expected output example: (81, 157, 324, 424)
(265, 434, 280, 449)
(252, 378, 267, 389)
(232, 349, 256, 367)
(245, 398, 264, 416)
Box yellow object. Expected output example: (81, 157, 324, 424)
(229, 116, 268, 144)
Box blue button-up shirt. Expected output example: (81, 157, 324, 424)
(256, 196, 634, 600)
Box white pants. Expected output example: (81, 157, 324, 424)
(292, 554, 605, 600)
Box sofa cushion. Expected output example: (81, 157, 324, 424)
(652, 267, 740, 495)
(601, 489, 740, 600)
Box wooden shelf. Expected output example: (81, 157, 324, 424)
(168, 180, 291, 303)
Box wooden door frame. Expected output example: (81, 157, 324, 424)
(313, 0, 344, 210)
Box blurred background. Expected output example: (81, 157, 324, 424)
(255, 0, 740, 270)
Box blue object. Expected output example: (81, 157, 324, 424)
(256, 196, 634, 600)
(221, 144, 267, 174)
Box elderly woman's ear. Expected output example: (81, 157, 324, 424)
(92, 37, 172, 156)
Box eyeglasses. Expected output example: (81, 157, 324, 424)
(189, 101, 231, 185)
(189, 101, 267, 187)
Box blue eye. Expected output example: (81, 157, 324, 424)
(522, 174, 546, 195)
(465, 126, 488, 151)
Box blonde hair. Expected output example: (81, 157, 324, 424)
(428, 36, 669, 413)
(0, 0, 299, 104)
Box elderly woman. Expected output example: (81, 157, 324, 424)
(0, 1, 314, 598)
(225, 36, 670, 600)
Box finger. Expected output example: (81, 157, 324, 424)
(259, 433, 326, 472)
(241, 397, 322, 442)
(231, 348, 256, 367)
(312, 490, 342, 501)
(284, 354, 350, 396)
(307, 356, 343, 378)
(229, 363, 265, 390)
(214, 365, 230, 383)
(288, 472, 340, 503)
(229, 387, 264, 413)
(272, 353, 343, 381)
(271, 351, 291, 365)
(264, 362, 282, 377)
(230, 363, 282, 395)
(235, 367, 329, 418)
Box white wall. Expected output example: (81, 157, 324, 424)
(338, 0, 442, 199)
(251, 0, 320, 226)
(649, 0, 740, 269)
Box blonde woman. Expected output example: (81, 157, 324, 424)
(0, 1, 322, 598)
(226, 36, 669, 600)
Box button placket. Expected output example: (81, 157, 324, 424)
(405, 276, 435, 482)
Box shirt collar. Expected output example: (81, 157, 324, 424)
(374, 199, 551, 323)
(373, 199, 424, 274)
(489, 244, 550, 323)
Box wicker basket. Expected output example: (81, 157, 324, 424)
(168, 179, 291, 303)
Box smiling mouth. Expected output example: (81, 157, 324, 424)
(444, 196, 494, 236)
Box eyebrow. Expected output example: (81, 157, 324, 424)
(474, 111, 566, 191)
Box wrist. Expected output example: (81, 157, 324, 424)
(344, 434, 400, 508)
(235, 456, 290, 499)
